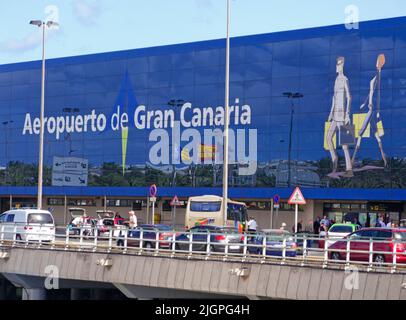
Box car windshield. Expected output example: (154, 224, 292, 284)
(103, 219, 114, 226)
(28, 213, 54, 224)
(329, 225, 353, 233)
(219, 227, 239, 234)
(394, 232, 406, 241)
(156, 225, 173, 231)
(137, 225, 153, 230)
(265, 232, 291, 241)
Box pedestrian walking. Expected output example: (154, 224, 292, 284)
(128, 210, 138, 229)
(247, 217, 258, 233)
(313, 217, 321, 235)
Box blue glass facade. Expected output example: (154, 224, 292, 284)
(1, 16, 406, 200)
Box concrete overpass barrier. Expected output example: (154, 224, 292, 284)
(1, 247, 406, 299)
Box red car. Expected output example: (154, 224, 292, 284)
(328, 228, 406, 265)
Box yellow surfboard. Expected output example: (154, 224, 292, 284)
(324, 122, 336, 150)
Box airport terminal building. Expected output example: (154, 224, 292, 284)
(1, 16, 406, 229)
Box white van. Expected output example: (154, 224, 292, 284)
(0, 209, 55, 242)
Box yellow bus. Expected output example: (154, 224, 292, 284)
(185, 195, 248, 232)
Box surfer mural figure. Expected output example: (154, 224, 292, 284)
(351, 54, 388, 167)
(326, 56, 354, 178)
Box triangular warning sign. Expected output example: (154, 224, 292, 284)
(288, 187, 306, 205)
(170, 195, 182, 206)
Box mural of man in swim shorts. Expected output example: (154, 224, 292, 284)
(352, 54, 387, 167)
(327, 56, 354, 177)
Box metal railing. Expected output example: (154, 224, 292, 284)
(1, 224, 406, 273)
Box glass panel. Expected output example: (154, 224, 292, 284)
(190, 201, 221, 212)
(28, 213, 54, 224)
(329, 225, 353, 233)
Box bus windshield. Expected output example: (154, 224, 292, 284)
(227, 203, 248, 222)
(190, 201, 221, 212)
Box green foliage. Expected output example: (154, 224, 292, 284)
(1, 157, 406, 189)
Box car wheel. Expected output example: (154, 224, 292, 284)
(331, 252, 341, 261)
(16, 234, 22, 241)
(374, 254, 385, 266)
(144, 242, 153, 249)
(117, 240, 124, 247)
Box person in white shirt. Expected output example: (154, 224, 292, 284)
(128, 210, 138, 229)
(72, 213, 87, 226)
(327, 56, 353, 177)
(247, 217, 257, 233)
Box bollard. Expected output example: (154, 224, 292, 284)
(139, 229, 144, 254)
(206, 232, 211, 257)
(188, 231, 193, 257)
(346, 238, 351, 267)
(242, 233, 248, 260)
(123, 228, 128, 254)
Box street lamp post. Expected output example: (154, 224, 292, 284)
(283, 92, 303, 188)
(2, 120, 13, 185)
(30, 20, 59, 209)
(167, 99, 185, 187)
(62, 108, 80, 156)
(222, 0, 231, 227)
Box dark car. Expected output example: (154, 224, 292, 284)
(175, 225, 244, 253)
(118, 224, 174, 249)
(328, 228, 406, 265)
(247, 229, 297, 257)
(294, 231, 316, 253)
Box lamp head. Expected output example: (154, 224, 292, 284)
(46, 21, 59, 28)
(29, 20, 43, 27)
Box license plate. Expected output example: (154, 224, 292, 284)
(230, 245, 240, 250)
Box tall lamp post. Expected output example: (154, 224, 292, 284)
(2, 120, 13, 185)
(30, 20, 59, 209)
(167, 99, 185, 187)
(62, 108, 80, 156)
(222, 0, 231, 227)
(283, 92, 303, 188)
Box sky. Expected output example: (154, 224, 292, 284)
(0, 0, 406, 65)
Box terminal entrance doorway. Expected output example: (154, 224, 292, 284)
(323, 202, 403, 227)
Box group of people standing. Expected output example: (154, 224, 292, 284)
(111, 211, 137, 228)
(312, 216, 340, 234)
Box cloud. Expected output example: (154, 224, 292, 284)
(0, 26, 59, 55)
(195, 0, 214, 9)
(193, 0, 215, 25)
(73, 0, 102, 26)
